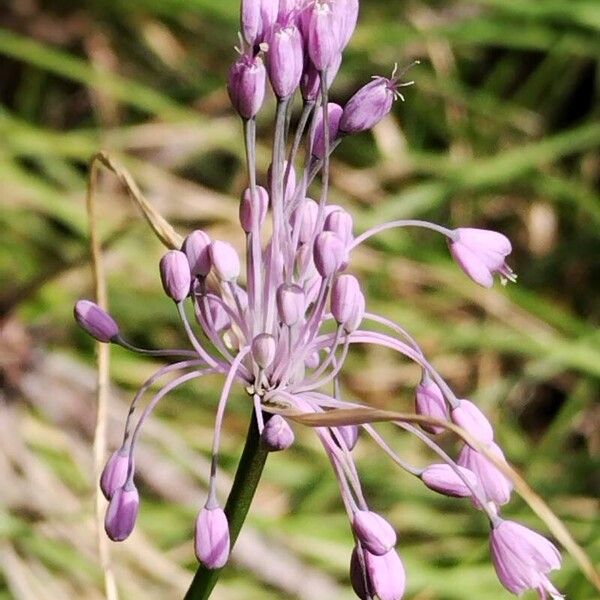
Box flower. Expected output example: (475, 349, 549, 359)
(449, 227, 516, 288)
(75, 1, 554, 598)
(490, 520, 563, 599)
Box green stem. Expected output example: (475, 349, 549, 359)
(184, 410, 269, 600)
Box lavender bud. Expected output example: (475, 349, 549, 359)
(313, 231, 345, 277)
(276, 283, 305, 325)
(104, 483, 139, 542)
(451, 399, 494, 445)
(421, 464, 478, 498)
(340, 76, 397, 134)
(228, 53, 267, 120)
(312, 103, 343, 160)
(305, 351, 321, 369)
(415, 375, 448, 435)
(240, 185, 269, 233)
(301, 53, 342, 102)
(159, 250, 192, 302)
(240, 0, 261, 45)
(209, 241, 241, 281)
(294, 198, 319, 244)
(267, 24, 303, 98)
(100, 448, 130, 500)
(352, 510, 397, 556)
(194, 506, 230, 569)
(183, 230, 212, 277)
(331, 274, 361, 325)
(344, 290, 365, 332)
(324, 208, 353, 246)
(336, 0, 359, 50)
(261, 415, 295, 451)
(337, 424, 359, 450)
(74, 300, 119, 343)
(363, 548, 407, 600)
(252, 333, 277, 369)
(307, 1, 338, 71)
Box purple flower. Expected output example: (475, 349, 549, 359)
(104, 483, 139, 542)
(421, 464, 478, 498)
(266, 24, 303, 98)
(307, 1, 339, 71)
(490, 520, 562, 599)
(74, 300, 119, 343)
(100, 448, 131, 500)
(228, 53, 266, 120)
(261, 414, 295, 451)
(351, 546, 406, 600)
(160, 250, 192, 302)
(449, 227, 516, 288)
(194, 506, 230, 569)
(312, 102, 343, 159)
(352, 510, 397, 556)
(183, 230, 212, 277)
(414, 375, 448, 434)
(451, 399, 494, 445)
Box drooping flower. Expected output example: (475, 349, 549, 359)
(490, 520, 563, 599)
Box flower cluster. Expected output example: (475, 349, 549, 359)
(75, 1, 562, 598)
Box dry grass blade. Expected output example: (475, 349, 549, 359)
(270, 405, 600, 593)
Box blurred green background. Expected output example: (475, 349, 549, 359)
(0, 0, 599, 598)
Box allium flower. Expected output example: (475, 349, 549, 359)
(490, 520, 563, 599)
(76, 2, 563, 598)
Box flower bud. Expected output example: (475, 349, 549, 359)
(252, 333, 277, 369)
(240, 186, 269, 233)
(305, 351, 321, 369)
(421, 464, 478, 498)
(267, 24, 303, 98)
(183, 230, 212, 277)
(324, 208, 353, 246)
(209, 241, 241, 281)
(307, 1, 338, 71)
(228, 53, 267, 120)
(277, 0, 298, 24)
(331, 274, 361, 325)
(276, 283, 305, 325)
(457, 442, 513, 508)
(337, 424, 359, 450)
(352, 510, 397, 556)
(160, 250, 192, 302)
(261, 415, 295, 451)
(336, 0, 359, 50)
(414, 376, 448, 435)
(104, 483, 139, 542)
(350, 547, 368, 600)
(240, 0, 261, 45)
(301, 53, 342, 102)
(100, 448, 130, 500)
(74, 300, 119, 343)
(313, 231, 345, 277)
(194, 506, 230, 569)
(344, 291, 365, 332)
(340, 77, 397, 134)
(363, 548, 406, 600)
(312, 103, 343, 160)
(451, 399, 494, 445)
(293, 198, 319, 244)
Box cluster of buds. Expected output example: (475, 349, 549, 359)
(74, 1, 562, 598)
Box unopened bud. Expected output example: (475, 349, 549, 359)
(352, 510, 397, 556)
(364, 548, 407, 600)
(331, 274, 361, 325)
(415, 375, 448, 435)
(276, 283, 305, 325)
(209, 241, 241, 281)
(160, 250, 192, 302)
(240, 186, 269, 233)
(293, 199, 319, 244)
(340, 77, 396, 134)
(74, 300, 119, 343)
(451, 399, 494, 445)
(421, 464, 478, 498)
(307, 1, 338, 71)
(336, 0, 359, 50)
(183, 230, 212, 277)
(252, 333, 277, 369)
(104, 483, 139, 542)
(261, 415, 295, 451)
(324, 208, 353, 245)
(194, 506, 230, 569)
(267, 24, 303, 98)
(337, 425, 359, 450)
(314, 231, 345, 277)
(100, 448, 130, 500)
(313, 103, 343, 160)
(228, 53, 267, 119)
(305, 351, 321, 369)
(344, 291, 365, 332)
